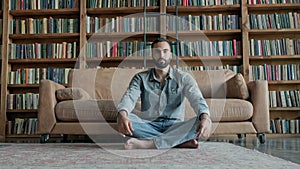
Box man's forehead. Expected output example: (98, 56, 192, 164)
(153, 42, 171, 49)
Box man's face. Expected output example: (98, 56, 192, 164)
(152, 42, 172, 69)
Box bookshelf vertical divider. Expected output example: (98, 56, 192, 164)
(0, 0, 9, 137)
(160, 0, 167, 38)
(79, 0, 87, 69)
(241, 0, 250, 82)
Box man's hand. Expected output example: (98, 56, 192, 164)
(117, 110, 134, 137)
(195, 113, 212, 140)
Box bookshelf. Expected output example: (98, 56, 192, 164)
(0, 0, 299, 141)
(0, 0, 3, 141)
(247, 1, 300, 134)
(0, 0, 80, 139)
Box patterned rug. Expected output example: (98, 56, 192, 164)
(0, 142, 298, 169)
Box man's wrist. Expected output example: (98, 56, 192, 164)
(199, 113, 211, 121)
(118, 110, 128, 117)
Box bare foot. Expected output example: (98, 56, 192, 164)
(175, 139, 199, 148)
(124, 138, 156, 150)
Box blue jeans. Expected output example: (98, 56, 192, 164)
(128, 113, 200, 149)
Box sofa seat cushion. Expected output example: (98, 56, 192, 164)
(55, 100, 118, 122)
(206, 99, 253, 122)
(56, 87, 91, 101)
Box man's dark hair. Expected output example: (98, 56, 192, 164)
(151, 38, 172, 51)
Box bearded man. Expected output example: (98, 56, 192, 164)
(117, 38, 212, 149)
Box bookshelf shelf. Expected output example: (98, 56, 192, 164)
(8, 84, 40, 88)
(166, 5, 240, 14)
(248, 4, 300, 12)
(250, 55, 300, 65)
(166, 30, 241, 40)
(268, 81, 300, 91)
(7, 84, 68, 88)
(250, 55, 300, 60)
(7, 109, 38, 113)
(87, 56, 243, 68)
(87, 56, 149, 68)
(9, 33, 80, 43)
(8, 58, 78, 64)
(87, 6, 160, 16)
(268, 80, 300, 85)
(10, 8, 80, 18)
(8, 62, 76, 70)
(87, 32, 160, 42)
(248, 29, 300, 39)
(270, 107, 300, 111)
(269, 110, 300, 120)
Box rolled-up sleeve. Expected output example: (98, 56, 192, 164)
(183, 73, 210, 118)
(117, 74, 141, 115)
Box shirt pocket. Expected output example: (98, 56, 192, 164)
(167, 83, 182, 105)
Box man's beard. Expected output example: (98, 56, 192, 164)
(154, 58, 171, 69)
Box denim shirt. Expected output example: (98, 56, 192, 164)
(117, 67, 210, 121)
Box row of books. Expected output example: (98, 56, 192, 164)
(7, 0, 300, 10)
(86, 16, 159, 33)
(249, 38, 300, 56)
(7, 93, 39, 110)
(87, 0, 159, 8)
(86, 39, 240, 58)
(6, 118, 38, 135)
(10, 0, 78, 10)
(86, 41, 151, 58)
(270, 118, 300, 134)
(10, 18, 79, 34)
(9, 42, 78, 59)
(167, 0, 240, 6)
(166, 14, 240, 31)
(269, 90, 300, 108)
(86, 14, 240, 33)
(249, 64, 300, 81)
(179, 65, 242, 74)
(249, 0, 299, 4)
(8, 68, 71, 85)
(249, 12, 300, 30)
(172, 40, 240, 57)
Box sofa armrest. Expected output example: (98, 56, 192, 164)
(37, 80, 65, 134)
(247, 80, 270, 133)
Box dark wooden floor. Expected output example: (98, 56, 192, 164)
(209, 135, 300, 165)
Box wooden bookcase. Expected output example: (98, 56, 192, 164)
(0, 0, 3, 141)
(0, 0, 299, 141)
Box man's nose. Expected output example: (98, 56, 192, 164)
(159, 51, 164, 57)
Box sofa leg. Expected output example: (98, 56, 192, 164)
(237, 134, 245, 139)
(257, 133, 266, 144)
(40, 134, 49, 143)
(62, 134, 69, 143)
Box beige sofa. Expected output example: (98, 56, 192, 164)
(38, 68, 270, 143)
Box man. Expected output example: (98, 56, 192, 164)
(117, 38, 211, 149)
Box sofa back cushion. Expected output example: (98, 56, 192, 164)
(188, 69, 235, 98)
(68, 68, 239, 100)
(226, 73, 249, 99)
(68, 68, 144, 100)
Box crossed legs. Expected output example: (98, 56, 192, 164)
(125, 114, 200, 149)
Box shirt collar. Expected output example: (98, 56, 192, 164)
(149, 67, 175, 82)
